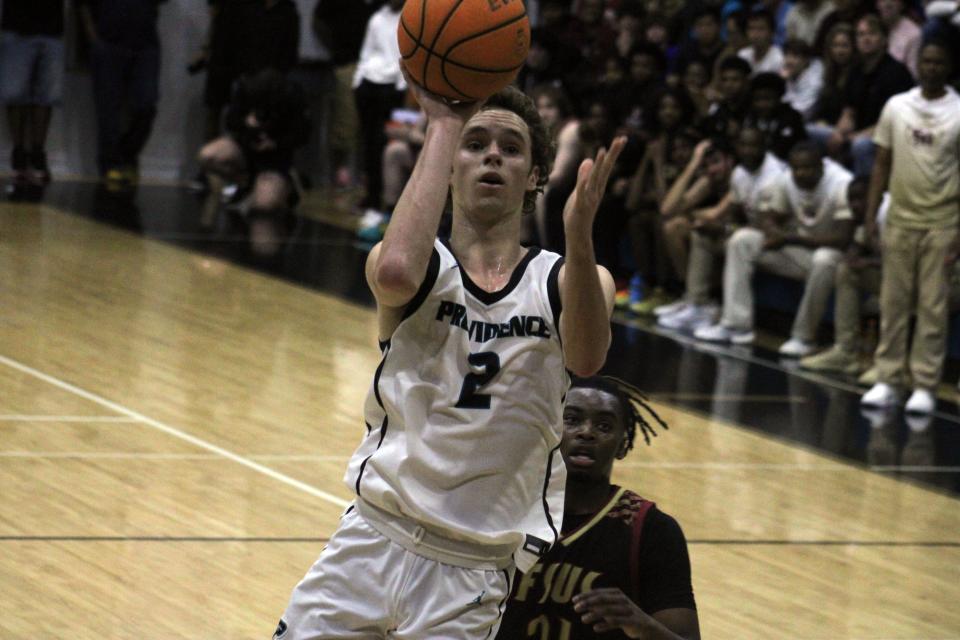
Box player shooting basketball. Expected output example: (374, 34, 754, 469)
(275, 69, 624, 638)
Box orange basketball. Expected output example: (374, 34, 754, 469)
(398, 0, 530, 102)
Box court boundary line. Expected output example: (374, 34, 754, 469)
(0, 415, 140, 422)
(0, 354, 351, 509)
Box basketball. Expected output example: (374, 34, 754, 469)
(397, 0, 531, 102)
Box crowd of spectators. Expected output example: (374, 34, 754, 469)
(2, 0, 960, 408)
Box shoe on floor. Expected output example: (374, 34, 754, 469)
(357, 208, 389, 242)
(694, 323, 755, 344)
(658, 304, 717, 331)
(905, 388, 935, 414)
(861, 382, 899, 407)
(653, 298, 687, 317)
(632, 288, 676, 315)
(778, 338, 816, 358)
(800, 346, 861, 374)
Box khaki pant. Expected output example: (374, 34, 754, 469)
(874, 223, 958, 389)
(329, 63, 360, 160)
(686, 230, 726, 305)
(721, 227, 843, 342)
(833, 261, 881, 352)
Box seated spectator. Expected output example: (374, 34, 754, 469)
(197, 69, 310, 256)
(785, 0, 837, 46)
(876, 0, 920, 78)
(623, 43, 668, 134)
(826, 12, 913, 176)
(672, 6, 726, 84)
(658, 128, 786, 330)
(701, 55, 753, 141)
(813, 0, 871, 51)
(761, 0, 794, 46)
(531, 83, 579, 247)
(625, 126, 700, 313)
(806, 22, 856, 142)
(738, 8, 785, 74)
(800, 177, 886, 375)
(782, 38, 825, 120)
(657, 138, 736, 315)
(496, 375, 699, 640)
(694, 141, 855, 356)
(377, 108, 425, 241)
(861, 40, 960, 413)
(516, 27, 573, 95)
(742, 72, 808, 161)
(680, 58, 713, 120)
(614, 0, 646, 59)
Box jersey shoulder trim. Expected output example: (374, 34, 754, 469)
(439, 238, 542, 306)
(547, 256, 564, 334)
(560, 486, 628, 546)
(401, 247, 442, 321)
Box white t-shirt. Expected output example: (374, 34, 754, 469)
(346, 239, 569, 572)
(784, 58, 824, 121)
(763, 157, 853, 237)
(873, 86, 960, 229)
(353, 5, 407, 89)
(738, 44, 784, 75)
(730, 152, 787, 225)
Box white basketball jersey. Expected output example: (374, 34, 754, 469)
(345, 239, 569, 572)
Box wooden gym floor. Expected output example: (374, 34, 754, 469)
(1, 182, 958, 639)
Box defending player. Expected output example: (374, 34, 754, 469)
(274, 74, 623, 638)
(497, 376, 700, 640)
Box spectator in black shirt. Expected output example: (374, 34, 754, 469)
(807, 22, 857, 142)
(701, 55, 752, 141)
(0, 0, 65, 194)
(77, 0, 167, 188)
(672, 6, 726, 85)
(742, 72, 808, 161)
(496, 376, 699, 640)
(828, 13, 913, 176)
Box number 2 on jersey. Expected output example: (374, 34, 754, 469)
(455, 352, 501, 409)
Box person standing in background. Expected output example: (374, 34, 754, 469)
(313, 0, 379, 189)
(77, 0, 167, 191)
(860, 40, 960, 413)
(352, 0, 407, 240)
(0, 0, 65, 197)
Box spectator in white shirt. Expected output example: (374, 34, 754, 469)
(782, 38, 824, 120)
(785, 0, 836, 46)
(695, 141, 855, 356)
(739, 7, 785, 74)
(353, 0, 407, 223)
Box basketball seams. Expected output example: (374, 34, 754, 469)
(440, 11, 528, 100)
(400, 0, 529, 101)
(423, 0, 467, 95)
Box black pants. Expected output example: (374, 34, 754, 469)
(90, 40, 160, 174)
(353, 79, 404, 210)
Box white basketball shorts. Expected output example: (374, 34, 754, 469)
(274, 507, 515, 639)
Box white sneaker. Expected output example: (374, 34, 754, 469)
(861, 383, 899, 407)
(778, 338, 816, 358)
(905, 388, 935, 414)
(658, 304, 718, 331)
(694, 323, 755, 344)
(653, 300, 687, 317)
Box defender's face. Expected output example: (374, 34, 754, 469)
(451, 109, 539, 218)
(561, 387, 628, 482)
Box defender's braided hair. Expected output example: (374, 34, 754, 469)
(570, 375, 669, 451)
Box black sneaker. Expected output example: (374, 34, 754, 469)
(29, 150, 51, 185)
